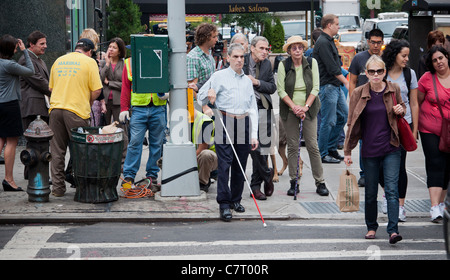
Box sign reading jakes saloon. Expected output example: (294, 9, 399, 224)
(228, 4, 270, 13)
(135, 0, 319, 14)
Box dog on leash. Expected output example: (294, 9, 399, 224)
(269, 115, 303, 182)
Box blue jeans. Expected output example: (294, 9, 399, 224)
(362, 150, 401, 235)
(123, 105, 167, 180)
(318, 84, 348, 158)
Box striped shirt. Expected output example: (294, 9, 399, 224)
(197, 67, 258, 139)
(186, 46, 215, 84)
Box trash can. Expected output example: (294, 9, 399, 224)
(70, 127, 124, 203)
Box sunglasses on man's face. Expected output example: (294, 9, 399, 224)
(367, 68, 385, 76)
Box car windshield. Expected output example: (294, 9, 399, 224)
(340, 33, 361, 42)
(339, 16, 360, 29)
(377, 19, 408, 37)
(282, 22, 309, 39)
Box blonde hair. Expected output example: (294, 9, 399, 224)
(80, 28, 99, 51)
(365, 54, 385, 70)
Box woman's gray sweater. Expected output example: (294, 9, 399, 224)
(0, 50, 34, 103)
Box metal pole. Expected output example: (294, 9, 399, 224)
(168, 0, 188, 143)
(160, 0, 200, 197)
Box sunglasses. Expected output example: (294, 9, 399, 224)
(367, 68, 385, 75)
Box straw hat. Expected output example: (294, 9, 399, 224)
(283, 36, 308, 53)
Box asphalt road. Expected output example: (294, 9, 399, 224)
(0, 218, 446, 261)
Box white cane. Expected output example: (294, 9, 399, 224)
(212, 106, 267, 228)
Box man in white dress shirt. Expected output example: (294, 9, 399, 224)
(197, 43, 258, 222)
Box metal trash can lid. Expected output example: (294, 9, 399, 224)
(71, 127, 123, 144)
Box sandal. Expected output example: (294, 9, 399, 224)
(365, 231, 376, 239)
(389, 233, 402, 244)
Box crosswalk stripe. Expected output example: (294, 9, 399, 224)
(0, 226, 64, 260)
(34, 250, 447, 260)
(0, 226, 445, 260)
(281, 222, 442, 227)
(41, 237, 444, 250)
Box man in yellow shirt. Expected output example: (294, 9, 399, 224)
(48, 38, 102, 196)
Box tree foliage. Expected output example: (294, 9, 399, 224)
(221, 13, 273, 34)
(360, 0, 404, 19)
(107, 0, 144, 44)
(271, 18, 285, 53)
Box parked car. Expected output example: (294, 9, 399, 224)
(357, 17, 408, 52)
(337, 14, 362, 32)
(338, 30, 362, 49)
(281, 20, 311, 41)
(392, 25, 408, 41)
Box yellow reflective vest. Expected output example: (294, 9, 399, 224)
(125, 58, 167, 106)
(192, 111, 215, 153)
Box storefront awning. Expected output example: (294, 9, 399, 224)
(150, 14, 217, 22)
(134, 0, 319, 14)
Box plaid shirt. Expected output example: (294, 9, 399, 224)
(186, 46, 215, 84)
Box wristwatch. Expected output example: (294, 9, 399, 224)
(305, 104, 310, 109)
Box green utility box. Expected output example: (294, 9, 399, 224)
(130, 35, 170, 93)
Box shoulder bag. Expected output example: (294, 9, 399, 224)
(432, 74, 450, 153)
(391, 92, 417, 152)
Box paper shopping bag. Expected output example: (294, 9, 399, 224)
(336, 169, 360, 212)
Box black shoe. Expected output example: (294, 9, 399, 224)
(358, 177, 365, 188)
(287, 179, 299, 196)
(200, 178, 211, 192)
(220, 208, 232, 222)
(321, 155, 341, 163)
(2, 179, 23, 192)
(230, 202, 245, 212)
(264, 168, 274, 196)
(328, 150, 344, 161)
(316, 183, 329, 196)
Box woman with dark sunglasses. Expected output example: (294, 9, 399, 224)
(343, 55, 406, 244)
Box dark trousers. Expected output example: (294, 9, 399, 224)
(250, 104, 272, 190)
(215, 115, 251, 209)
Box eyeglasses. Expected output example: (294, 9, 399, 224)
(369, 40, 383, 46)
(290, 45, 304, 51)
(367, 68, 385, 75)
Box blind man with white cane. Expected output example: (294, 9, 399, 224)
(197, 43, 261, 223)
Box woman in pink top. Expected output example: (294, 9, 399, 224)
(417, 45, 450, 223)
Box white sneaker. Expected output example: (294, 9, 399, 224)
(382, 195, 387, 214)
(430, 205, 443, 223)
(399, 205, 406, 222)
(439, 202, 445, 216)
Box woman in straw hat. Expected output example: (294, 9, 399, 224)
(277, 35, 329, 197)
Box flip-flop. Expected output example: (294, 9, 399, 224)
(365, 231, 376, 239)
(389, 233, 402, 244)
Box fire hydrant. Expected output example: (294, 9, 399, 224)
(20, 115, 53, 202)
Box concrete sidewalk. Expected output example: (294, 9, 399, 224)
(0, 138, 433, 224)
